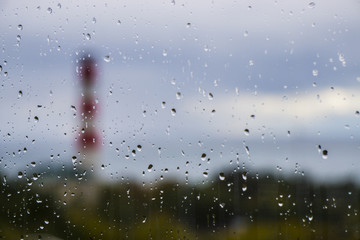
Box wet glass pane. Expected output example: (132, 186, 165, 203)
(1, 0, 360, 239)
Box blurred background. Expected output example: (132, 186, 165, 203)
(1, 0, 360, 239)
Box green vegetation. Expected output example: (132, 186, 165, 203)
(1, 169, 359, 239)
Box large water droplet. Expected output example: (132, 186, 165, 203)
(147, 164, 153, 172)
(104, 55, 110, 62)
(18, 171, 23, 179)
(322, 150, 328, 159)
(219, 172, 225, 181)
(201, 153, 206, 161)
(244, 129, 249, 136)
(242, 172, 247, 181)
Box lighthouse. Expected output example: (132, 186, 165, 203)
(75, 54, 101, 179)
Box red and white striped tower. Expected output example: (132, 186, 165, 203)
(76, 55, 101, 179)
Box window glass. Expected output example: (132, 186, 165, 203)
(1, 1, 359, 239)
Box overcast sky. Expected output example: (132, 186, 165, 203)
(1, 0, 360, 182)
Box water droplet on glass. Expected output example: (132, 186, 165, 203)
(57, 3, 61, 9)
(201, 153, 206, 161)
(322, 150, 328, 159)
(17, 24, 23, 30)
(278, 202, 284, 207)
(219, 203, 225, 208)
(34, 116, 39, 122)
(312, 69, 318, 76)
(186, 23, 191, 28)
(171, 108, 176, 116)
(18, 171, 23, 179)
(242, 172, 247, 181)
(31, 161, 36, 167)
(162, 49, 168, 57)
(47, 7, 53, 14)
(176, 92, 182, 100)
(219, 172, 225, 181)
(208, 93, 213, 100)
(242, 184, 247, 192)
(244, 129, 249, 136)
(92, 17, 97, 24)
(85, 33, 91, 40)
(308, 2, 316, 8)
(203, 172, 208, 178)
(142, 216, 147, 223)
(104, 55, 110, 62)
(137, 145, 142, 151)
(147, 164, 153, 172)
(71, 156, 77, 165)
(161, 101, 166, 108)
(18, 90, 23, 97)
(355, 110, 359, 116)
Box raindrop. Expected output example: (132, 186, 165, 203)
(242, 172, 247, 181)
(85, 33, 91, 40)
(31, 161, 36, 167)
(34, 116, 39, 122)
(16, 35, 21, 41)
(322, 150, 328, 159)
(71, 156, 77, 165)
(57, 3, 61, 9)
(47, 7, 53, 14)
(355, 110, 359, 116)
(219, 172, 225, 181)
(201, 153, 207, 161)
(176, 92, 182, 100)
(161, 101, 166, 108)
(17, 24, 23, 30)
(242, 184, 247, 192)
(308, 2, 316, 8)
(278, 202, 284, 207)
(18, 171, 23, 179)
(147, 164, 153, 172)
(186, 23, 191, 28)
(101, 164, 105, 170)
(312, 69, 318, 76)
(162, 49, 168, 57)
(244, 129, 249, 136)
(203, 172, 208, 178)
(219, 203, 225, 208)
(104, 55, 110, 62)
(137, 145, 142, 151)
(208, 93, 213, 100)
(142, 216, 147, 223)
(18, 90, 23, 97)
(92, 17, 97, 24)
(171, 108, 176, 116)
